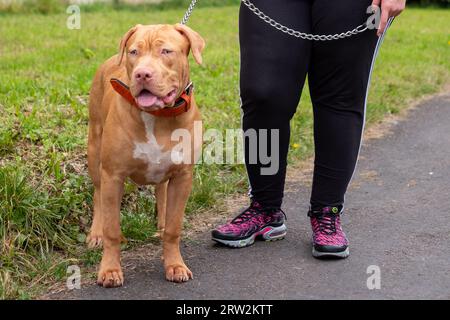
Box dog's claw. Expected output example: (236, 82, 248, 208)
(86, 234, 103, 249)
(97, 268, 124, 288)
(165, 264, 193, 283)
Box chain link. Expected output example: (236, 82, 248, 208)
(181, 0, 368, 40)
(241, 0, 368, 41)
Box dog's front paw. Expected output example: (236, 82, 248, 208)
(97, 265, 124, 288)
(165, 264, 193, 283)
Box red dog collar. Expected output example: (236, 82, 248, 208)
(110, 78, 193, 117)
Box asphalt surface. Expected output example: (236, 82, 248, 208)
(58, 93, 450, 300)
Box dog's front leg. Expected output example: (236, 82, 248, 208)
(163, 170, 193, 283)
(97, 169, 125, 288)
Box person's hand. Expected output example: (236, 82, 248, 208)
(372, 0, 406, 36)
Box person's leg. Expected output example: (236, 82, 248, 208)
(240, 0, 312, 208)
(212, 0, 312, 247)
(307, 0, 387, 257)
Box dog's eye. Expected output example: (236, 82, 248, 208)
(161, 49, 173, 55)
(129, 49, 138, 56)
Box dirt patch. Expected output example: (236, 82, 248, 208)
(184, 192, 248, 239)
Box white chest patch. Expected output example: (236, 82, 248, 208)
(133, 113, 174, 183)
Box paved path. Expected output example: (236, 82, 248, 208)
(59, 94, 450, 300)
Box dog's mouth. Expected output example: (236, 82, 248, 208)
(135, 88, 177, 110)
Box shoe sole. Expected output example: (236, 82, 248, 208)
(212, 224, 287, 248)
(312, 247, 350, 259)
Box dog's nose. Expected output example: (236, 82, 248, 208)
(134, 68, 153, 82)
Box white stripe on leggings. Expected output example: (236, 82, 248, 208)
(344, 17, 395, 210)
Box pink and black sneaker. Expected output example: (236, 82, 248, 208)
(211, 201, 287, 248)
(308, 206, 349, 259)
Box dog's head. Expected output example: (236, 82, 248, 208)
(117, 24, 205, 111)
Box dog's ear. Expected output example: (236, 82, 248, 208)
(117, 24, 141, 65)
(174, 24, 205, 65)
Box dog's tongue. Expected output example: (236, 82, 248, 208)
(136, 91, 157, 107)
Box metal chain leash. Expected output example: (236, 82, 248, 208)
(241, 0, 368, 40)
(181, 0, 369, 40)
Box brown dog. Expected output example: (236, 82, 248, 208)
(86, 24, 205, 287)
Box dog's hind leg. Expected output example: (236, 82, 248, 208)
(86, 123, 104, 248)
(155, 181, 168, 239)
(86, 65, 108, 249)
(87, 188, 103, 248)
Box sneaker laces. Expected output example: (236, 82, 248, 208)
(231, 203, 286, 224)
(315, 214, 337, 235)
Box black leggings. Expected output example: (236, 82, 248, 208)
(240, 0, 384, 209)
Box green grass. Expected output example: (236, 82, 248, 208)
(0, 5, 449, 299)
